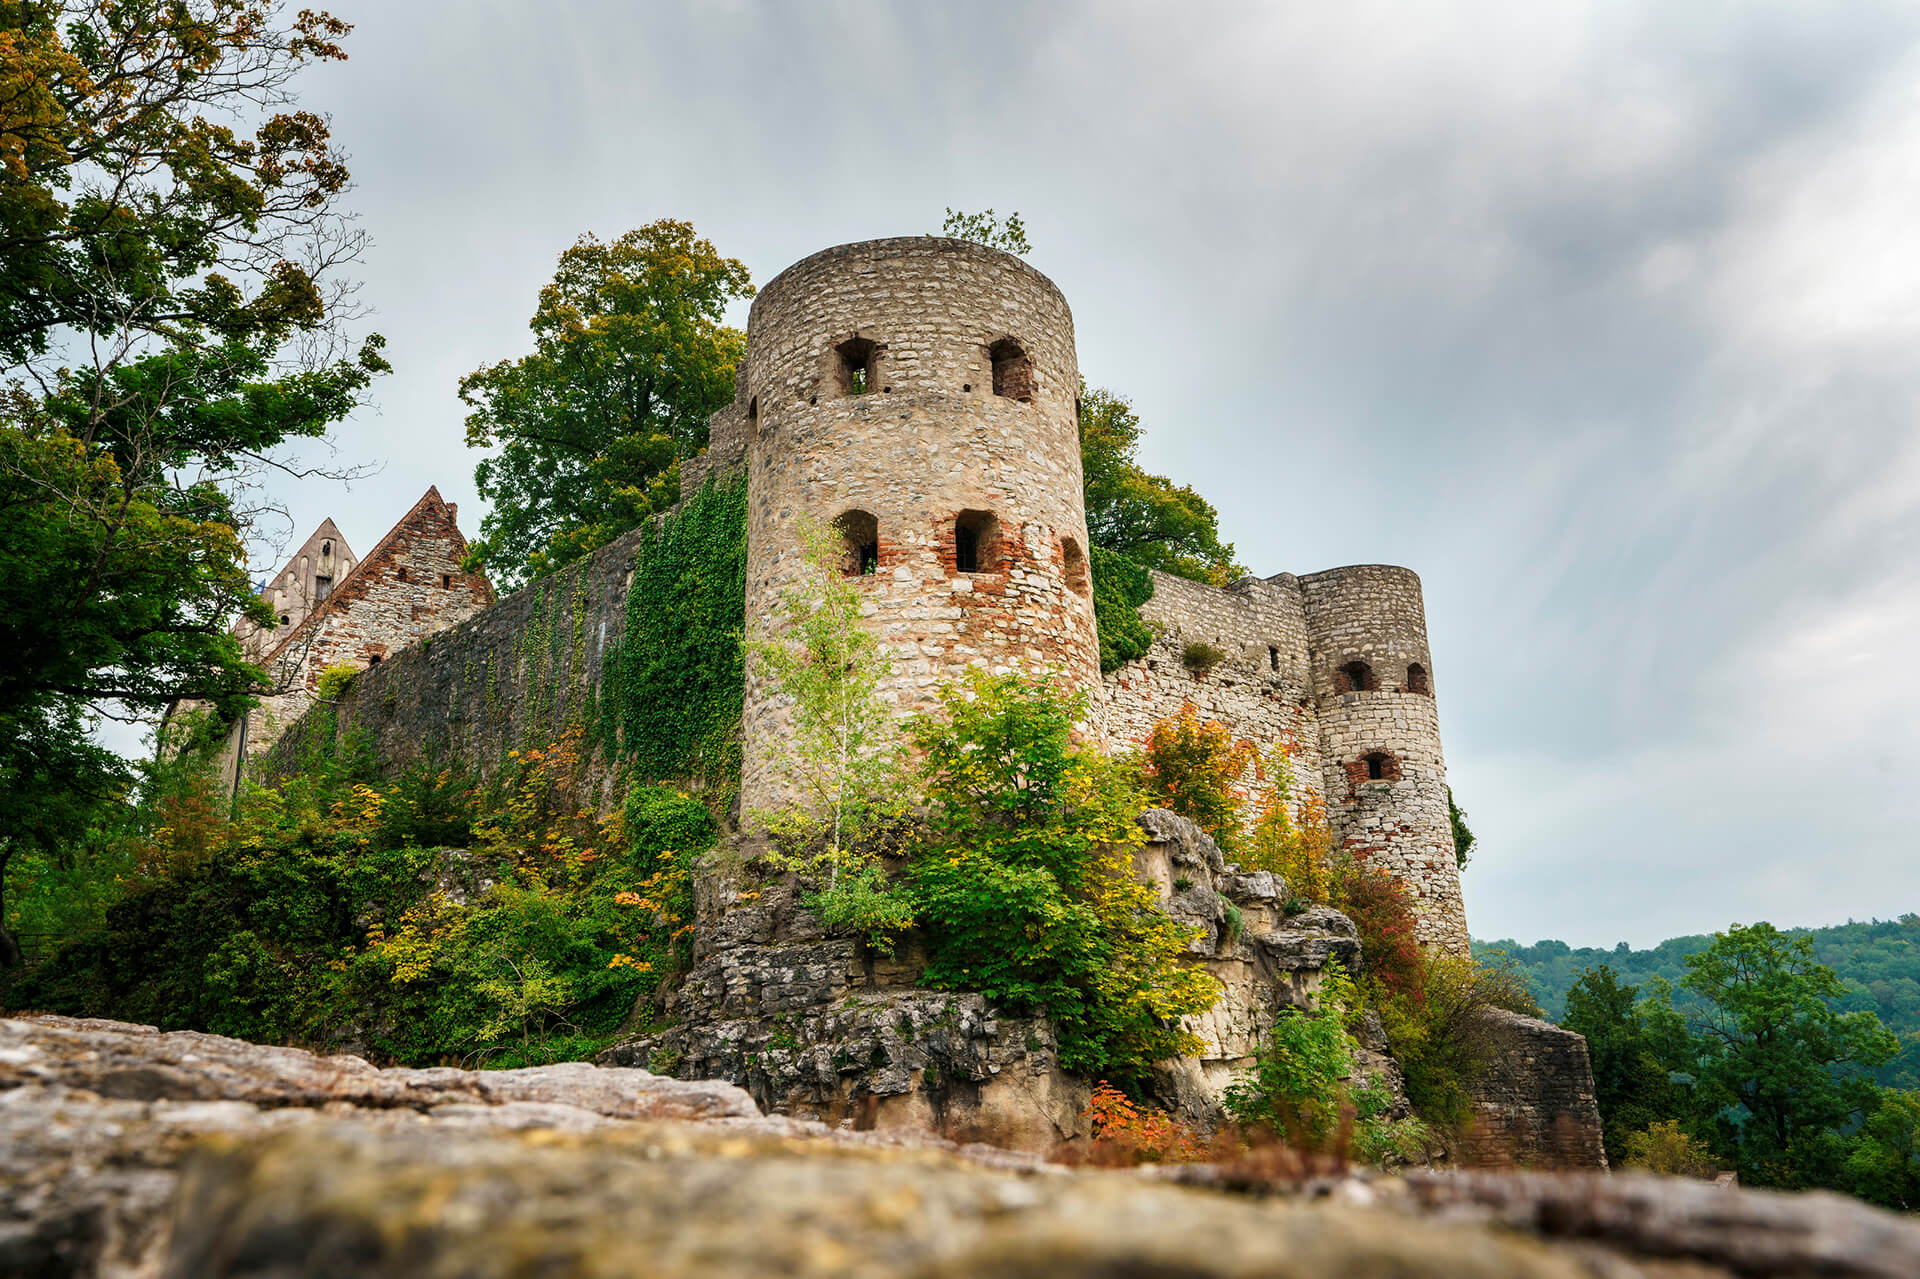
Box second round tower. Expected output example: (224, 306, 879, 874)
(738, 238, 1100, 811)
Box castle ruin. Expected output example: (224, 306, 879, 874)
(251, 237, 1594, 1158)
(702, 238, 1465, 953)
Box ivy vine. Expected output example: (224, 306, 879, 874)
(1090, 545, 1155, 673)
(601, 474, 748, 790)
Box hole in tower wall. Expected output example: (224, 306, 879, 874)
(837, 337, 879, 396)
(989, 338, 1034, 401)
(1062, 536, 1091, 597)
(954, 510, 1000, 573)
(1406, 662, 1430, 694)
(834, 509, 880, 577)
(1337, 659, 1375, 693)
(1269, 646, 1280, 672)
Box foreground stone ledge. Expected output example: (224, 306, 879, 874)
(1, 1014, 759, 1121)
(5, 1014, 1919, 1279)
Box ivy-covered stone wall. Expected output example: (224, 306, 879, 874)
(258, 515, 645, 808)
(257, 477, 751, 814)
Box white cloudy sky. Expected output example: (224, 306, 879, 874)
(242, 1, 1920, 948)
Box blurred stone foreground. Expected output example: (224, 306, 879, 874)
(4, 1015, 1917, 1279)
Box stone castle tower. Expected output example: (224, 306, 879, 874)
(730, 238, 1102, 811)
(709, 237, 1465, 951)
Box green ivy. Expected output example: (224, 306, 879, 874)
(602, 474, 748, 789)
(1090, 545, 1154, 673)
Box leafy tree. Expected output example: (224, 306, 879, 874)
(907, 669, 1219, 1084)
(937, 207, 1030, 256)
(1140, 703, 1253, 851)
(752, 519, 913, 942)
(1561, 965, 1683, 1164)
(1623, 1119, 1720, 1177)
(1682, 923, 1899, 1188)
(1846, 1087, 1920, 1210)
(0, 1, 384, 967)
(1079, 386, 1242, 585)
(461, 222, 752, 588)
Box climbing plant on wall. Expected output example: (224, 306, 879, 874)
(603, 474, 749, 789)
(1090, 545, 1155, 673)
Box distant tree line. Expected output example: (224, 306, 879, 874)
(1484, 922, 1920, 1207)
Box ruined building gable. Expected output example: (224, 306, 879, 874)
(237, 519, 357, 661)
(236, 486, 494, 766)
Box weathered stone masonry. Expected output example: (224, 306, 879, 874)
(1090, 562, 1468, 955)
(254, 235, 1594, 1161)
(725, 238, 1101, 813)
(269, 239, 1465, 952)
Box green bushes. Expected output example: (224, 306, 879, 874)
(907, 669, 1220, 1086)
(10, 736, 714, 1068)
(1222, 962, 1430, 1161)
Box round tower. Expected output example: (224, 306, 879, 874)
(1300, 565, 1468, 954)
(739, 238, 1099, 811)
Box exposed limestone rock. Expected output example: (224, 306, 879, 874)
(599, 810, 1395, 1149)
(1, 1015, 756, 1120)
(5, 1013, 1919, 1279)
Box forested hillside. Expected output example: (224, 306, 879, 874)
(1475, 916, 1920, 1088)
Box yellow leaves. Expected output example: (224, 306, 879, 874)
(607, 954, 653, 973)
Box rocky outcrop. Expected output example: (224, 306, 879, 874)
(602, 811, 1390, 1150)
(597, 849, 1087, 1151)
(7, 1014, 1920, 1278)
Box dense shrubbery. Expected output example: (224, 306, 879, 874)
(1140, 703, 1253, 852)
(908, 670, 1219, 1086)
(1223, 961, 1430, 1160)
(6, 731, 712, 1068)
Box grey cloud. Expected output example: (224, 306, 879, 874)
(178, 0, 1920, 947)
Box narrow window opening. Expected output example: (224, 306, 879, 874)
(1366, 752, 1388, 780)
(988, 338, 1034, 401)
(836, 337, 879, 396)
(833, 510, 880, 577)
(313, 575, 333, 602)
(1338, 659, 1373, 693)
(1406, 662, 1430, 695)
(1062, 536, 1091, 597)
(441, 573, 453, 589)
(396, 566, 408, 582)
(747, 395, 758, 423)
(321, 540, 332, 557)
(1269, 646, 1280, 672)
(954, 509, 1000, 573)
(368, 654, 382, 666)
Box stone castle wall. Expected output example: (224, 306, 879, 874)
(736, 237, 1100, 812)
(1089, 563, 1468, 954)
(232, 490, 492, 782)
(257, 521, 643, 809)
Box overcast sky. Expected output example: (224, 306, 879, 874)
(236, 0, 1920, 949)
